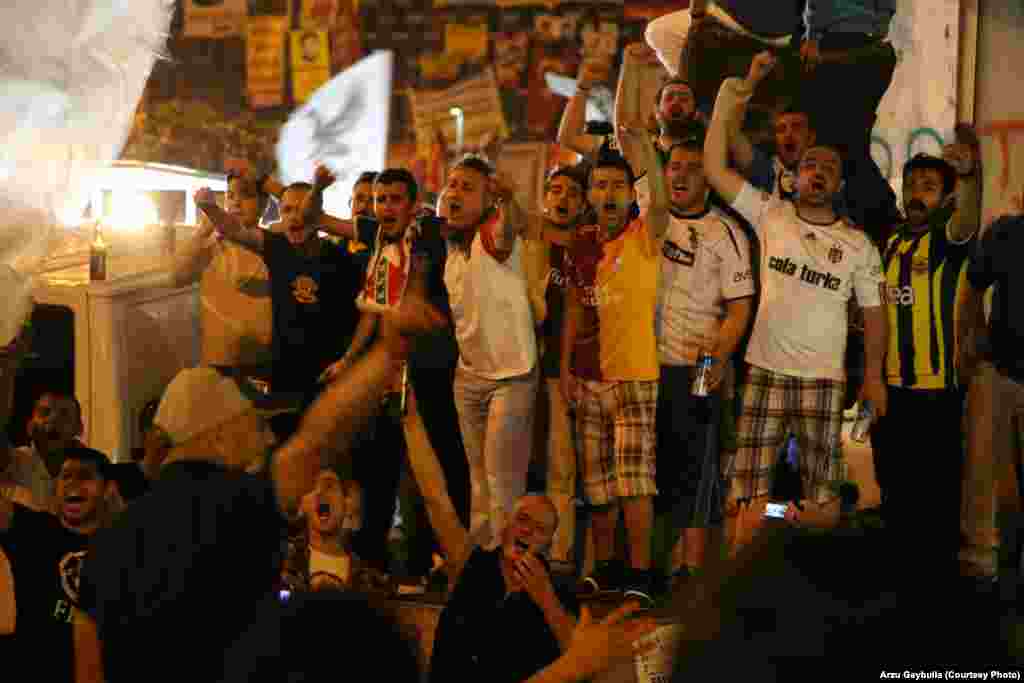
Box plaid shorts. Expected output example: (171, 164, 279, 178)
(574, 379, 658, 505)
(725, 366, 845, 504)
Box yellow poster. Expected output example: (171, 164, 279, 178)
(291, 30, 332, 104)
(247, 16, 290, 109)
(444, 23, 489, 60)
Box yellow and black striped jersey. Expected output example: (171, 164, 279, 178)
(882, 217, 974, 390)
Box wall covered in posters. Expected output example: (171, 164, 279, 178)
(121, 0, 652, 192)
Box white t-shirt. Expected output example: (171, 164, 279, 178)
(444, 217, 537, 381)
(731, 183, 883, 380)
(657, 207, 754, 366)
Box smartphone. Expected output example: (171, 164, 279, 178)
(763, 502, 788, 520)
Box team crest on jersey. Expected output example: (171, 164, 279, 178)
(688, 226, 699, 251)
(779, 170, 797, 198)
(828, 245, 843, 264)
(59, 550, 87, 605)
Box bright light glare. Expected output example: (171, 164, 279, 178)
(107, 192, 158, 232)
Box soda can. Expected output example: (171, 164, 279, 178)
(850, 400, 874, 442)
(691, 351, 715, 397)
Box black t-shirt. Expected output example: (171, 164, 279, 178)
(78, 461, 288, 683)
(429, 548, 576, 683)
(262, 232, 362, 392)
(967, 215, 1024, 383)
(0, 505, 89, 681)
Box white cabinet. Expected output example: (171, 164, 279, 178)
(33, 250, 199, 462)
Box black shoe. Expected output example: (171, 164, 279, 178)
(577, 560, 624, 594)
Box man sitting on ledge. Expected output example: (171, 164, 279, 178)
(401, 386, 579, 683)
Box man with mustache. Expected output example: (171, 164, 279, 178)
(557, 54, 703, 217)
(11, 392, 84, 509)
(1, 445, 114, 681)
(655, 136, 755, 585)
(703, 52, 888, 554)
(562, 136, 670, 602)
(871, 145, 981, 572)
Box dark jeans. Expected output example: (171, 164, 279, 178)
(351, 401, 405, 573)
(870, 385, 965, 572)
(404, 363, 471, 576)
(655, 364, 724, 527)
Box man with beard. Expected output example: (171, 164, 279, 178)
(0, 445, 113, 681)
(562, 137, 669, 601)
(194, 180, 363, 422)
(13, 392, 84, 508)
(521, 165, 589, 575)
(703, 53, 888, 554)
(557, 56, 703, 217)
(400, 387, 577, 683)
(871, 145, 981, 572)
(655, 137, 754, 586)
(172, 168, 279, 371)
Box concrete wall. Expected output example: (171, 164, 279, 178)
(974, 1, 1024, 226)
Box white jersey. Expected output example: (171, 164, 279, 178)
(656, 206, 754, 366)
(444, 218, 537, 381)
(731, 183, 883, 381)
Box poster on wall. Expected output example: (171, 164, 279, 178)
(183, 0, 247, 38)
(408, 67, 510, 157)
(291, 30, 332, 104)
(330, 4, 364, 73)
(246, 16, 289, 108)
(495, 143, 548, 213)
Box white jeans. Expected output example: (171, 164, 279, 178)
(455, 366, 538, 549)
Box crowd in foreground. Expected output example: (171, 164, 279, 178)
(4, 1, 1024, 680)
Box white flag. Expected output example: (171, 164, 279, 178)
(276, 50, 394, 219)
(0, 0, 172, 343)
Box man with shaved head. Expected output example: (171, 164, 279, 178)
(401, 386, 577, 683)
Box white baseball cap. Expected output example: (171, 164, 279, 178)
(154, 367, 301, 446)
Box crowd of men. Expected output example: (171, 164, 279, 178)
(3, 1, 1024, 680)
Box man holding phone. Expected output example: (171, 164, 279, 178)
(401, 385, 578, 683)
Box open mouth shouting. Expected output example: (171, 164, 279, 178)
(63, 494, 86, 519)
(809, 177, 827, 194)
(317, 502, 332, 524)
(443, 198, 463, 220)
(671, 181, 690, 201)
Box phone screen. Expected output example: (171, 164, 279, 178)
(763, 503, 788, 519)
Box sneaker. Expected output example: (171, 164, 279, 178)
(577, 560, 624, 595)
(622, 568, 657, 607)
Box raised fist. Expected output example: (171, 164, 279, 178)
(313, 165, 336, 191)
